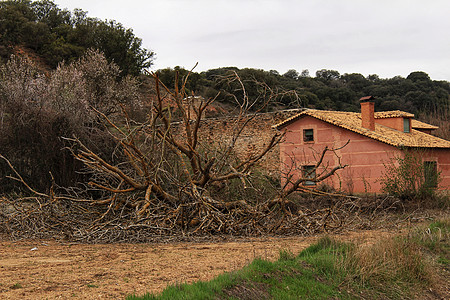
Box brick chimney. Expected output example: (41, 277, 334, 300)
(360, 96, 375, 131)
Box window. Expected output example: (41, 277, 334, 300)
(303, 129, 314, 142)
(424, 161, 438, 188)
(302, 165, 316, 186)
(403, 118, 410, 133)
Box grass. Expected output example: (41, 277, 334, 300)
(413, 219, 449, 267)
(127, 247, 344, 300)
(10, 283, 22, 290)
(128, 219, 449, 300)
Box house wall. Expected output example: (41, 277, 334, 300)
(422, 148, 450, 190)
(281, 116, 402, 194)
(375, 117, 408, 132)
(281, 117, 450, 193)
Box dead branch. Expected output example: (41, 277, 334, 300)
(0, 70, 370, 243)
(279, 142, 349, 200)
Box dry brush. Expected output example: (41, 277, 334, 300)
(0, 69, 365, 242)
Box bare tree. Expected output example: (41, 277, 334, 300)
(278, 141, 349, 199)
(69, 69, 284, 215)
(1, 68, 352, 240)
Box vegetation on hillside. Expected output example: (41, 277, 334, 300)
(0, 0, 154, 76)
(0, 1, 447, 118)
(158, 67, 450, 121)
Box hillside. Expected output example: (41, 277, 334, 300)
(0, 0, 153, 76)
(158, 67, 449, 113)
(156, 67, 450, 140)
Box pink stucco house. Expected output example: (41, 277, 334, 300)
(274, 96, 450, 194)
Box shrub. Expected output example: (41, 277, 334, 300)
(0, 52, 141, 192)
(380, 151, 440, 200)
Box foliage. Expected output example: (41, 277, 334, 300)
(0, 0, 154, 76)
(380, 151, 441, 200)
(156, 66, 449, 133)
(0, 52, 141, 192)
(282, 69, 299, 80)
(417, 108, 450, 141)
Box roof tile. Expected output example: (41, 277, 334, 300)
(411, 119, 439, 130)
(374, 110, 414, 118)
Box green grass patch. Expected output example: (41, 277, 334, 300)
(129, 218, 449, 300)
(10, 283, 22, 290)
(128, 244, 346, 300)
(412, 219, 450, 269)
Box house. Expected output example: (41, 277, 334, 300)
(273, 96, 450, 194)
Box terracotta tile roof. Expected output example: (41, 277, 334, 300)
(273, 109, 450, 149)
(411, 119, 439, 130)
(374, 110, 415, 118)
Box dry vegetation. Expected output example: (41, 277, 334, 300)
(0, 66, 414, 243)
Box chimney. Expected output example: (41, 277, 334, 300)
(360, 96, 375, 131)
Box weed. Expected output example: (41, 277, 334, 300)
(10, 283, 22, 289)
(411, 220, 449, 267)
(278, 248, 295, 261)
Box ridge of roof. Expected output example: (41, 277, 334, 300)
(273, 109, 450, 149)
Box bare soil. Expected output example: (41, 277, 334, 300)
(0, 229, 398, 299)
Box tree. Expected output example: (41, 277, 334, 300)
(300, 69, 310, 77)
(0, 0, 154, 76)
(0, 51, 141, 192)
(367, 74, 380, 82)
(315, 69, 340, 81)
(88, 19, 154, 76)
(407, 71, 431, 83)
(71, 71, 283, 210)
(158, 66, 201, 93)
(341, 73, 368, 91)
(283, 69, 299, 80)
(269, 69, 280, 76)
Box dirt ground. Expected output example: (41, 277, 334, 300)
(0, 229, 401, 300)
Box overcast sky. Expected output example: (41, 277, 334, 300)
(53, 0, 450, 80)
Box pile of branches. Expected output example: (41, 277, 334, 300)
(0, 188, 408, 243)
(0, 69, 376, 242)
(0, 194, 339, 243)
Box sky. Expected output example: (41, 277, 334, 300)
(53, 0, 450, 81)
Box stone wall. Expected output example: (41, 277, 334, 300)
(171, 109, 302, 177)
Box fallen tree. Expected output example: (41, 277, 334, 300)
(0, 70, 358, 241)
